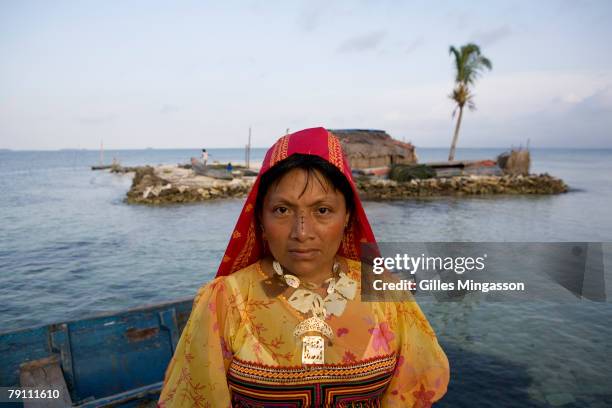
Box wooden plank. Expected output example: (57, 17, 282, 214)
(50, 324, 75, 394)
(20, 355, 73, 407)
(422, 160, 469, 168)
(159, 308, 179, 353)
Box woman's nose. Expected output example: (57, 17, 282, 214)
(291, 213, 313, 241)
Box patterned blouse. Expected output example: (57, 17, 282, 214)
(159, 257, 449, 407)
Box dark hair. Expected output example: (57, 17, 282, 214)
(255, 154, 355, 220)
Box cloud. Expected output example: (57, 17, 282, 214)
(573, 85, 612, 115)
(467, 83, 612, 147)
(336, 30, 386, 53)
(76, 114, 116, 125)
(471, 25, 512, 47)
(360, 72, 612, 148)
(444, 9, 474, 31)
(160, 104, 181, 115)
(296, 1, 327, 32)
(405, 36, 425, 54)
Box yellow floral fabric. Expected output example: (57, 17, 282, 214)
(159, 257, 449, 407)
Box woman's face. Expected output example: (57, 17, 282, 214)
(261, 168, 350, 281)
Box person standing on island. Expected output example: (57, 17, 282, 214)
(227, 162, 233, 172)
(201, 149, 208, 167)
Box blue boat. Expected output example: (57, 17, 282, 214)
(0, 298, 195, 407)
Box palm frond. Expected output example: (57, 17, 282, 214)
(479, 56, 492, 70)
(466, 97, 476, 111)
(451, 105, 458, 118)
(450, 42, 493, 86)
(449, 46, 462, 82)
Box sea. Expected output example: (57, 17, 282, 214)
(0, 147, 611, 407)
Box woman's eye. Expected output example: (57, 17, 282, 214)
(274, 206, 288, 215)
(317, 207, 331, 215)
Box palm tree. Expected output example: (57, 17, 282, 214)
(448, 43, 492, 161)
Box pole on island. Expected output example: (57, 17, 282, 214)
(99, 140, 104, 166)
(246, 127, 251, 169)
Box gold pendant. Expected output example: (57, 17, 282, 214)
(301, 335, 325, 364)
(293, 316, 333, 340)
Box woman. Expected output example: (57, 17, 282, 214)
(159, 128, 449, 407)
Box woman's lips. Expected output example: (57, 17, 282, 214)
(288, 249, 320, 260)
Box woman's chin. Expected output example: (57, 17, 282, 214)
(283, 258, 325, 278)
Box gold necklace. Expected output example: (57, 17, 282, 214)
(272, 259, 357, 364)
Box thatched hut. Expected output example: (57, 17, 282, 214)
(329, 129, 417, 169)
(497, 149, 531, 175)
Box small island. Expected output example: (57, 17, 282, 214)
(122, 164, 254, 205)
(105, 129, 567, 205)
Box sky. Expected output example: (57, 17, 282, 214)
(1, 0, 611, 150)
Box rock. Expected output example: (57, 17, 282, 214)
(125, 164, 255, 204)
(125, 163, 567, 205)
(354, 174, 568, 200)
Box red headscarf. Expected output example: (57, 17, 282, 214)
(216, 127, 378, 277)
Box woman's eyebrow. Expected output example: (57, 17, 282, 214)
(269, 195, 337, 206)
(268, 198, 295, 206)
(307, 198, 337, 206)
